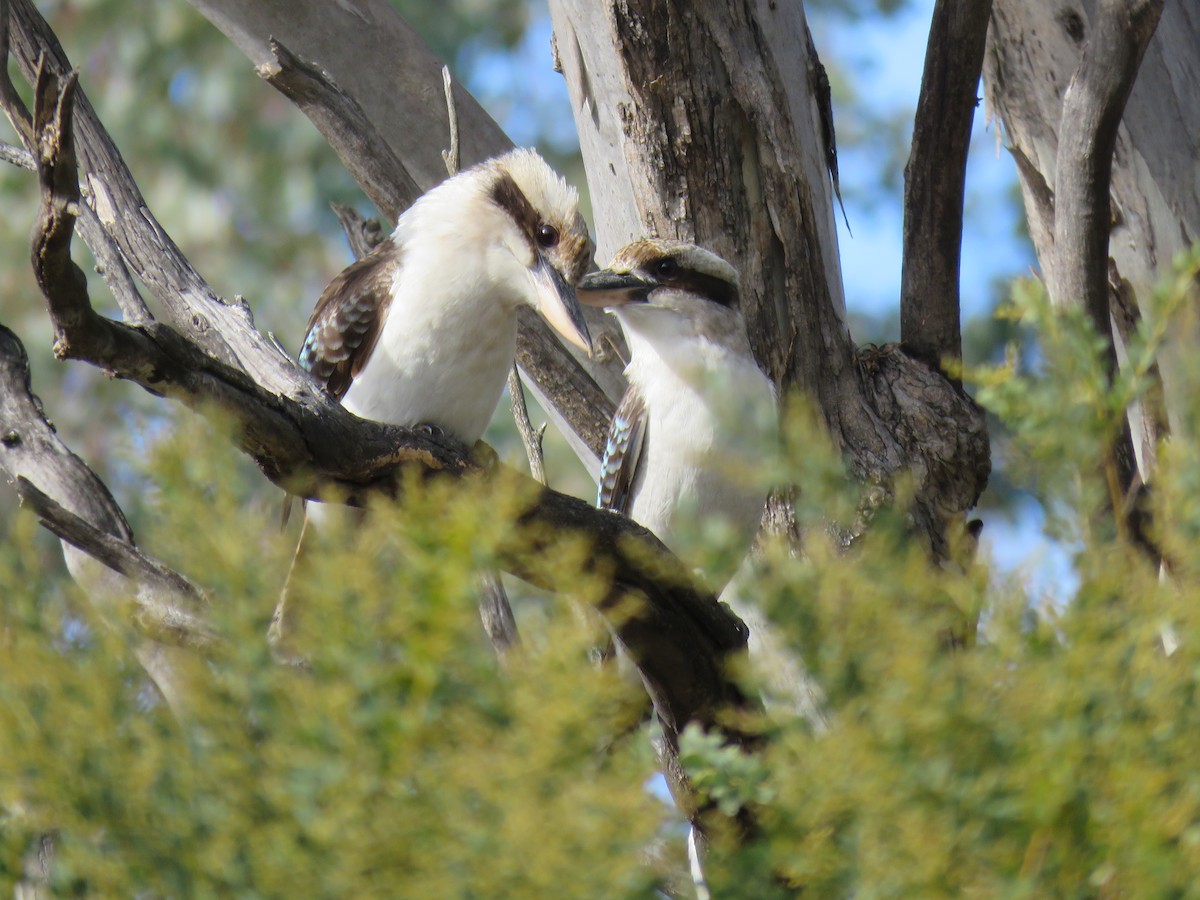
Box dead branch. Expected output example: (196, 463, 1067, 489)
(259, 38, 422, 222)
(0, 324, 212, 650)
(508, 366, 548, 485)
(900, 0, 993, 373)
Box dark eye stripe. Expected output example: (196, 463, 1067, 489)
(650, 264, 739, 308)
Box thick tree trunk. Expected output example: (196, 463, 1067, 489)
(551, 0, 990, 558)
(984, 0, 1197, 474)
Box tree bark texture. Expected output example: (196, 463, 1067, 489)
(984, 0, 1196, 473)
(551, 0, 990, 559)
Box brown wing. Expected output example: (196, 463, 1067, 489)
(298, 238, 400, 400)
(597, 386, 648, 514)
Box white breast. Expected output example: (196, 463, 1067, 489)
(625, 331, 778, 586)
(340, 188, 519, 444)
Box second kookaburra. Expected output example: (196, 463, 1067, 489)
(300, 147, 593, 438)
(578, 240, 778, 591)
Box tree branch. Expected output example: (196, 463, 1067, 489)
(14, 478, 216, 648)
(6, 0, 299, 385)
(1048, 0, 1164, 554)
(508, 365, 548, 485)
(0, 324, 212, 650)
(258, 38, 423, 223)
(900, 0, 993, 373)
(1049, 0, 1164, 333)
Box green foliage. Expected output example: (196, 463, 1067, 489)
(0, 418, 672, 897)
(677, 251, 1200, 896)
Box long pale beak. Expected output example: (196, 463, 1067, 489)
(577, 270, 655, 307)
(531, 253, 592, 355)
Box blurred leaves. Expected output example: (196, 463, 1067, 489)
(1, 416, 670, 896)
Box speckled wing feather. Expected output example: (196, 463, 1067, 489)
(597, 386, 647, 514)
(298, 238, 399, 400)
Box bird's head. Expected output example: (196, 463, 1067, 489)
(482, 149, 594, 354)
(578, 240, 745, 348)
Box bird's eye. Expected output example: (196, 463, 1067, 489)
(536, 224, 560, 248)
(655, 257, 678, 278)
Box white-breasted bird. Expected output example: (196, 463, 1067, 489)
(274, 149, 593, 645)
(299, 147, 592, 438)
(578, 239, 778, 591)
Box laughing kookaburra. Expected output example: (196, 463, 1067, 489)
(578, 240, 778, 591)
(274, 149, 592, 646)
(299, 148, 592, 438)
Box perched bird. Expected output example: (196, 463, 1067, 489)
(274, 148, 593, 647)
(299, 147, 592, 438)
(579, 239, 778, 591)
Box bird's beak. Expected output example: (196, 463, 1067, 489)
(531, 253, 592, 355)
(577, 270, 654, 307)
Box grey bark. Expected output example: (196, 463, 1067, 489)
(984, 0, 1197, 476)
(901, 0, 994, 372)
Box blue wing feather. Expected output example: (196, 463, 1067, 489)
(598, 387, 647, 514)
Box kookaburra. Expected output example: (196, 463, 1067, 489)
(578, 239, 778, 591)
(274, 149, 592, 646)
(300, 148, 592, 438)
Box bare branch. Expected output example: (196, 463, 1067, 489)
(1049, 0, 1164, 330)
(15, 478, 216, 648)
(0, 139, 34, 169)
(76, 197, 153, 325)
(0, 0, 34, 143)
(900, 0, 993, 373)
(1047, 0, 1164, 555)
(0, 323, 212, 652)
(508, 365, 548, 484)
(476, 571, 520, 651)
(441, 65, 460, 178)
(4, 0, 306, 387)
(258, 38, 422, 223)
